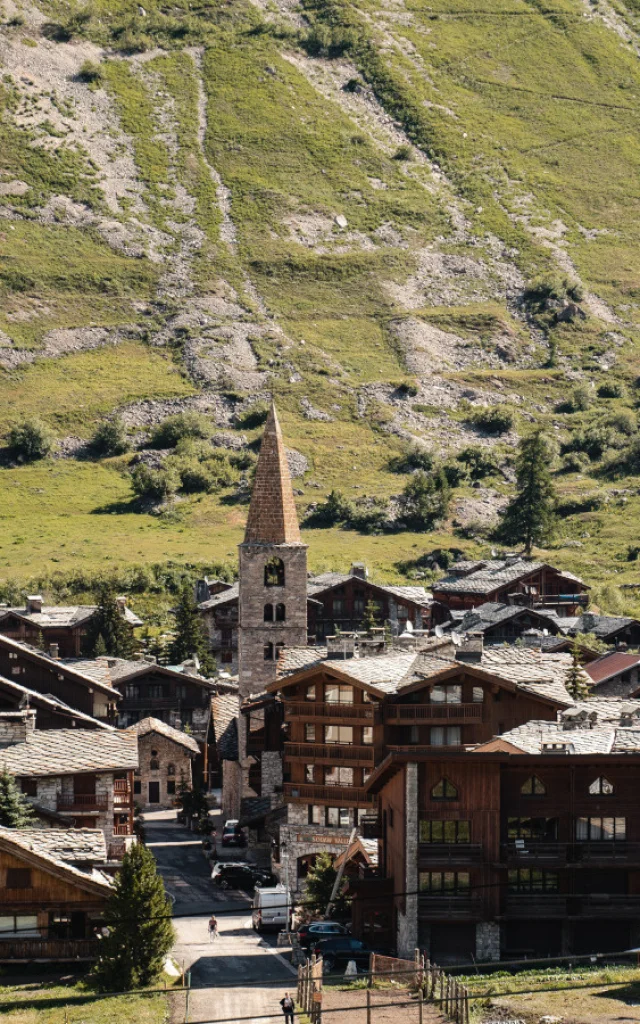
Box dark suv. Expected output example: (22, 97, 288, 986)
(212, 863, 268, 890)
(310, 936, 373, 974)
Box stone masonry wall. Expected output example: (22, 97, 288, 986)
(135, 731, 194, 810)
(592, 667, 640, 696)
(397, 763, 418, 959)
(476, 921, 500, 961)
(261, 750, 283, 797)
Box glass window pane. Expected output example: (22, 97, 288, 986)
(419, 820, 430, 842)
(327, 807, 339, 826)
(305, 724, 316, 742)
(443, 821, 456, 843)
(615, 817, 627, 840)
(419, 873, 430, 892)
(443, 873, 455, 892)
(576, 817, 588, 841)
(458, 821, 470, 843)
(447, 686, 462, 704)
(447, 727, 461, 745)
(431, 873, 443, 892)
(16, 915, 38, 936)
(601, 818, 614, 840)
(458, 873, 470, 891)
(431, 727, 445, 746)
(339, 808, 350, 826)
(326, 686, 339, 704)
(362, 727, 373, 745)
(431, 686, 446, 704)
(340, 686, 353, 703)
(472, 687, 484, 704)
(0, 917, 15, 934)
(306, 685, 316, 701)
(325, 725, 338, 743)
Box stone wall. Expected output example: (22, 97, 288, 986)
(222, 759, 243, 820)
(261, 751, 283, 797)
(134, 731, 194, 810)
(592, 667, 640, 696)
(0, 710, 35, 742)
(277, 821, 353, 894)
(397, 762, 418, 958)
(476, 921, 500, 961)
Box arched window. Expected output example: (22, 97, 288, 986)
(263, 642, 274, 662)
(150, 758, 160, 771)
(276, 603, 286, 622)
(431, 778, 458, 801)
(521, 775, 546, 796)
(167, 763, 176, 777)
(275, 641, 285, 662)
(264, 557, 285, 587)
(589, 776, 614, 795)
(264, 603, 273, 622)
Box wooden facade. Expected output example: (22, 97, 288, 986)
(432, 564, 589, 618)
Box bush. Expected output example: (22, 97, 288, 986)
(597, 381, 625, 399)
(349, 498, 390, 534)
(564, 424, 619, 461)
(389, 444, 435, 474)
(7, 419, 54, 462)
(560, 451, 590, 474)
(442, 461, 468, 487)
(91, 418, 129, 457)
(400, 470, 450, 531)
(606, 409, 636, 435)
(305, 489, 354, 527)
(77, 60, 102, 84)
(627, 545, 640, 562)
(130, 464, 179, 502)
(149, 413, 211, 449)
(558, 385, 591, 413)
(178, 463, 217, 494)
(235, 403, 269, 430)
(456, 446, 499, 480)
(302, 23, 357, 57)
(469, 406, 514, 435)
(523, 274, 584, 309)
(393, 144, 412, 161)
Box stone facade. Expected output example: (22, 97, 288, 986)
(475, 921, 500, 961)
(261, 750, 283, 798)
(25, 772, 118, 844)
(592, 667, 640, 696)
(276, 822, 354, 894)
(397, 762, 418, 958)
(133, 730, 196, 810)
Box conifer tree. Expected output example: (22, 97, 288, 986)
(304, 852, 350, 918)
(498, 430, 557, 555)
(362, 599, 379, 633)
(168, 582, 214, 675)
(0, 770, 37, 827)
(566, 639, 591, 700)
(93, 843, 175, 991)
(85, 585, 136, 659)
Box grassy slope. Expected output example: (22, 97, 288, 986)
(0, 0, 638, 603)
(0, 983, 166, 1024)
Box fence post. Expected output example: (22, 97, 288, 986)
(464, 984, 470, 1024)
(366, 988, 371, 1024)
(418, 987, 424, 1024)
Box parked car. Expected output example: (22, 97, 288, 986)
(310, 936, 374, 974)
(297, 921, 349, 949)
(212, 862, 271, 891)
(222, 824, 247, 848)
(211, 860, 250, 880)
(224, 819, 240, 829)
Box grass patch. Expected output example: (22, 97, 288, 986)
(0, 980, 167, 1024)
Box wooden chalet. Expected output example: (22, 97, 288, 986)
(0, 595, 141, 658)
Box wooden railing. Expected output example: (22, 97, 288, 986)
(0, 888, 86, 905)
(418, 894, 482, 918)
(283, 783, 376, 806)
(505, 894, 567, 916)
(0, 938, 100, 961)
(385, 703, 482, 723)
(113, 779, 130, 793)
(284, 742, 376, 765)
(57, 793, 108, 811)
(283, 701, 378, 722)
(419, 843, 483, 863)
(387, 744, 466, 755)
(112, 824, 133, 836)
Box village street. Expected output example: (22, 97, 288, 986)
(145, 810, 297, 1024)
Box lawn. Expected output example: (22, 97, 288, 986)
(0, 982, 167, 1024)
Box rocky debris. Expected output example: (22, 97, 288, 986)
(0, 324, 142, 370)
(119, 394, 232, 431)
(0, 180, 30, 196)
(453, 489, 509, 530)
(384, 245, 525, 311)
(286, 448, 309, 478)
(212, 431, 248, 451)
(54, 436, 90, 459)
(130, 448, 172, 469)
(300, 398, 333, 421)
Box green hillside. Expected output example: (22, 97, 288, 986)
(0, 0, 639, 608)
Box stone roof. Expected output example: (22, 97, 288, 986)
(126, 716, 200, 753)
(279, 647, 329, 676)
(62, 657, 115, 688)
(306, 572, 430, 606)
(212, 691, 239, 761)
(0, 729, 138, 776)
(198, 582, 239, 611)
(0, 604, 142, 628)
(487, 719, 617, 754)
(106, 658, 214, 687)
(0, 674, 113, 730)
(584, 651, 640, 685)
(0, 827, 113, 893)
(0, 635, 121, 698)
(459, 602, 560, 634)
(243, 403, 302, 545)
(473, 647, 577, 704)
(433, 559, 547, 595)
(572, 614, 638, 639)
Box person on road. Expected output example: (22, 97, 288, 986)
(208, 914, 218, 941)
(280, 992, 295, 1023)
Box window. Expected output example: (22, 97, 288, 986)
(408, 725, 420, 745)
(275, 642, 285, 661)
(333, 595, 346, 617)
(419, 872, 470, 894)
(134, 779, 142, 795)
(6, 868, 31, 889)
(276, 603, 286, 622)
(221, 628, 233, 646)
(324, 767, 354, 786)
(431, 778, 458, 801)
(0, 915, 38, 936)
(167, 763, 176, 777)
(175, 685, 188, 701)
(326, 807, 350, 827)
(167, 780, 176, 795)
(430, 726, 461, 746)
(362, 726, 373, 745)
(21, 778, 37, 797)
(325, 684, 354, 704)
(305, 764, 315, 783)
(576, 817, 626, 841)
(589, 776, 614, 796)
(221, 651, 233, 664)
(362, 769, 372, 784)
(354, 590, 365, 617)
(149, 684, 164, 700)
(420, 820, 471, 843)
(472, 687, 484, 704)
(305, 724, 316, 742)
(521, 775, 546, 796)
(305, 684, 316, 701)
(264, 604, 274, 623)
(431, 684, 462, 705)
(308, 805, 322, 825)
(263, 642, 274, 662)
(150, 758, 160, 771)
(507, 818, 558, 840)
(125, 683, 140, 700)
(508, 869, 558, 892)
(325, 725, 353, 745)
(264, 557, 285, 587)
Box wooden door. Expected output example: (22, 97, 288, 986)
(148, 781, 160, 803)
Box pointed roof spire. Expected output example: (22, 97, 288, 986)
(243, 402, 302, 545)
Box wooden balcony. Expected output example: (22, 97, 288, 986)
(418, 894, 482, 919)
(571, 842, 640, 863)
(0, 938, 100, 962)
(284, 742, 376, 766)
(57, 793, 108, 812)
(283, 783, 376, 807)
(501, 842, 569, 865)
(112, 824, 133, 836)
(387, 744, 466, 755)
(283, 702, 379, 724)
(568, 894, 640, 917)
(0, 888, 88, 906)
(385, 704, 482, 724)
(419, 843, 483, 864)
(504, 894, 567, 917)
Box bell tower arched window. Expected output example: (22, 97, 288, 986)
(263, 642, 274, 662)
(264, 604, 273, 622)
(276, 603, 286, 622)
(264, 557, 285, 587)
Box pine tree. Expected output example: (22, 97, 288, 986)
(0, 770, 37, 827)
(362, 599, 379, 633)
(93, 843, 175, 991)
(168, 582, 214, 675)
(304, 852, 350, 918)
(566, 639, 591, 700)
(85, 585, 136, 659)
(498, 430, 557, 555)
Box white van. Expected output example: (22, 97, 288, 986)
(251, 885, 291, 933)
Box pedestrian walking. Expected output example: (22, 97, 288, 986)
(280, 992, 295, 1023)
(208, 914, 218, 941)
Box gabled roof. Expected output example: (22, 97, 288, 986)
(0, 827, 112, 895)
(584, 651, 640, 686)
(474, 718, 640, 755)
(126, 716, 199, 753)
(334, 836, 378, 870)
(198, 582, 239, 611)
(0, 729, 138, 775)
(572, 614, 639, 640)
(0, 635, 121, 699)
(243, 403, 302, 545)
(106, 658, 214, 688)
(0, 604, 142, 628)
(458, 603, 561, 634)
(306, 573, 431, 607)
(0, 674, 113, 730)
(433, 559, 586, 597)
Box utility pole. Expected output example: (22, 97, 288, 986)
(325, 828, 357, 918)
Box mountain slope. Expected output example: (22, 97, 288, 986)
(0, 0, 639, 607)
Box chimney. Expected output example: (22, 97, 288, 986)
(455, 633, 484, 663)
(195, 578, 210, 604)
(116, 596, 127, 616)
(26, 595, 43, 614)
(326, 635, 356, 660)
(48, 643, 59, 660)
(504, 553, 520, 566)
(0, 709, 36, 745)
(349, 563, 368, 580)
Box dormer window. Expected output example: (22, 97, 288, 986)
(521, 775, 546, 796)
(431, 778, 458, 801)
(589, 776, 614, 796)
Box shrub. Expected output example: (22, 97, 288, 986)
(389, 444, 434, 474)
(178, 463, 216, 494)
(349, 498, 390, 534)
(627, 545, 640, 562)
(558, 385, 591, 413)
(564, 425, 619, 461)
(343, 77, 363, 93)
(442, 461, 468, 487)
(77, 60, 103, 84)
(597, 381, 625, 399)
(235, 403, 269, 430)
(560, 451, 589, 474)
(7, 419, 54, 462)
(91, 418, 129, 457)
(302, 24, 357, 57)
(130, 464, 179, 502)
(149, 413, 211, 449)
(393, 144, 412, 161)
(305, 489, 354, 527)
(523, 274, 584, 309)
(400, 470, 450, 531)
(606, 409, 636, 435)
(469, 406, 514, 435)
(456, 446, 499, 480)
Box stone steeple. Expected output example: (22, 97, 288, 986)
(244, 402, 301, 545)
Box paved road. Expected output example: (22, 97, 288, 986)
(145, 810, 297, 1024)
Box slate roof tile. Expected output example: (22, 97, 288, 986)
(0, 729, 139, 775)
